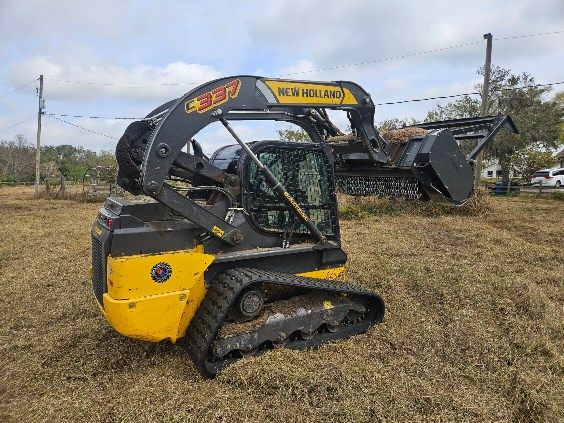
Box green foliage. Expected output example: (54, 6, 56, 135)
(425, 66, 563, 181)
(0, 135, 36, 183)
(41, 144, 116, 179)
(554, 92, 564, 143)
(0, 135, 116, 183)
(546, 191, 564, 201)
(512, 147, 557, 179)
(425, 95, 481, 123)
(277, 128, 311, 142)
(376, 117, 417, 131)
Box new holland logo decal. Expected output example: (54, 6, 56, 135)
(262, 80, 358, 105)
(151, 262, 172, 283)
(185, 79, 241, 114)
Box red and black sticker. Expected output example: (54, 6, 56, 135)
(151, 262, 172, 283)
(185, 79, 241, 114)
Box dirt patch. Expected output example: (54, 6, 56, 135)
(1, 186, 563, 422)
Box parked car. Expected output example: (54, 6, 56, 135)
(530, 168, 564, 188)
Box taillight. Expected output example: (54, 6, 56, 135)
(544, 175, 552, 179)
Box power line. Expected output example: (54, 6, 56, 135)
(277, 40, 485, 77)
(47, 80, 564, 120)
(47, 113, 144, 120)
(47, 115, 117, 139)
(278, 29, 564, 77)
(28, 79, 564, 141)
(375, 80, 564, 106)
(39, 29, 564, 85)
(0, 116, 36, 134)
(0, 79, 38, 100)
(46, 78, 201, 87)
(376, 92, 479, 106)
(494, 29, 564, 41)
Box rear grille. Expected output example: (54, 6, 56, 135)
(91, 235, 106, 306)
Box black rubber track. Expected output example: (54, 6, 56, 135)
(182, 267, 385, 377)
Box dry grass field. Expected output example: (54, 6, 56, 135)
(1, 186, 562, 422)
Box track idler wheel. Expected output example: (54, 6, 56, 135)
(228, 286, 265, 322)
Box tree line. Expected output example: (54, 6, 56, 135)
(0, 136, 115, 184)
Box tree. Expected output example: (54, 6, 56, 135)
(0, 141, 118, 184)
(41, 144, 115, 182)
(0, 135, 35, 182)
(555, 92, 564, 144)
(277, 128, 311, 142)
(512, 147, 557, 180)
(425, 66, 563, 181)
(375, 117, 417, 131)
(95, 150, 117, 167)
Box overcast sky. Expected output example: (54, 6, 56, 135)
(0, 0, 562, 153)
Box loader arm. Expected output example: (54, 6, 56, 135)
(140, 76, 387, 196)
(115, 75, 518, 244)
(117, 76, 390, 245)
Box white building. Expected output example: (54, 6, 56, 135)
(481, 161, 502, 178)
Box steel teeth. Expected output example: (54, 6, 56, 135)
(336, 175, 422, 200)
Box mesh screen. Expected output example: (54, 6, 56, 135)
(246, 147, 337, 236)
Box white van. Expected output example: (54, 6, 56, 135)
(530, 168, 564, 188)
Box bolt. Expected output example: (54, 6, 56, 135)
(147, 181, 158, 192)
(179, 293, 186, 301)
(211, 109, 222, 117)
(232, 233, 243, 244)
(157, 143, 170, 158)
(226, 175, 239, 187)
(195, 161, 205, 172)
(128, 302, 136, 309)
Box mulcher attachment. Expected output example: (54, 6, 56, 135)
(183, 268, 384, 377)
(335, 115, 518, 205)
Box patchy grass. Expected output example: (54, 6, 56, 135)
(339, 188, 493, 219)
(1, 186, 562, 422)
(544, 191, 564, 202)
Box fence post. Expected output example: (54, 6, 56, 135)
(539, 180, 543, 194)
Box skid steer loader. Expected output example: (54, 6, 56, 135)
(91, 76, 517, 376)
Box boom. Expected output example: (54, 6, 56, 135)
(115, 75, 517, 245)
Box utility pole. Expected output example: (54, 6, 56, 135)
(474, 33, 492, 190)
(34, 75, 44, 193)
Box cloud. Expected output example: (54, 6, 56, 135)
(1, 0, 563, 152)
(9, 57, 221, 102)
(248, 0, 564, 70)
(276, 60, 318, 78)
